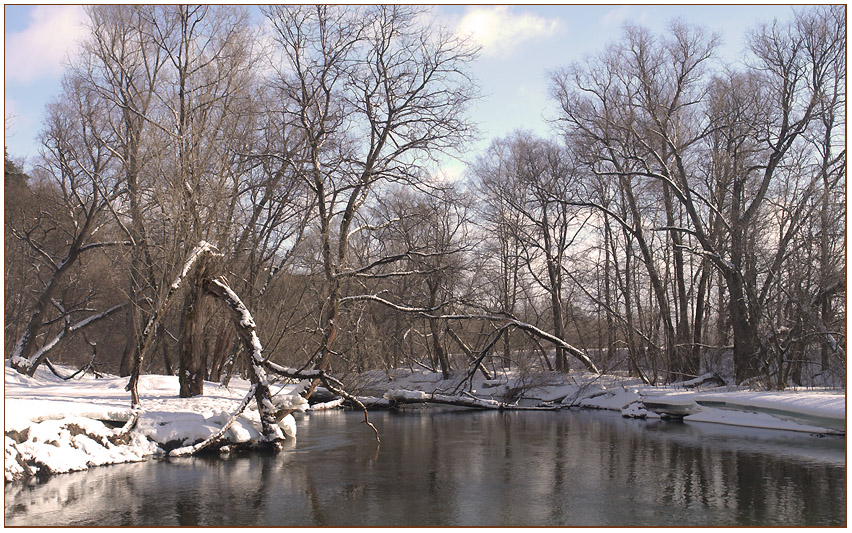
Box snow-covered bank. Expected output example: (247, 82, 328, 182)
(5, 363, 845, 482)
(4, 362, 307, 482)
(351, 368, 846, 435)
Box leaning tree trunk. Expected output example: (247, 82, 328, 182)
(201, 277, 282, 442)
(126, 242, 217, 405)
(10, 230, 91, 376)
(124, 241, 283, 443)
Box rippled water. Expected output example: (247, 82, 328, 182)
(5, 409, 845, 526)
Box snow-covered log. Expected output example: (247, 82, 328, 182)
(168, 385, 258, 456)
(310, 398, 346, 410)
(263, 362, 380, 441)
(381, 389, 559, 411)
(681, 372, 727, 389)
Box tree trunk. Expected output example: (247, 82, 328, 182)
(126, 241, 220, 406)
(619, 175, 677, 381)
(546, 255, 568, 373)
(178, 258, 210, 397)
(118, 299, 138, 377)
(663, 184, 697, 379)
(11, 235, 90, 376)
(691, 262, 711, 375)
(603, 217, 616, 365)
(427, 281, 451, 378)
(201, 277, 283, 443)
(726, 270, 764, 383)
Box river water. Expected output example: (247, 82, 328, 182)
(5, 409, 845, 526)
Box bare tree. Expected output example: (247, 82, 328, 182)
(263, 5, 477, 386)
(9, 78, 129, 376)
(135, 5, 263, 396)
(552, 7, 845, 384)
(472, 132, 594, 372)
(79, 5, 167, 377)
(366, 185, 475, 377)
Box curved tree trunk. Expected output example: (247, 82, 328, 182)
(202, 277, 283, 443)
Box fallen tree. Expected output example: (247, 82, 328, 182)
(359, 389, 562, 411)
(262, 361, 380, 442)
(105, 240, 381, 454)
(200, 277, 285, 445)
(11, 301, 128, 376)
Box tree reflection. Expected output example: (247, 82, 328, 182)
(5, 411, 845, 527)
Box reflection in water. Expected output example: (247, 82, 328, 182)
(4, 409, 845, 526)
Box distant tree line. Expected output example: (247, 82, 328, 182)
(5, 5, 845, 393)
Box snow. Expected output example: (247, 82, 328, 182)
(683, 408, 836, 433)
(695, 390, 845, 418)
(309, 397, 346, 410)
(4, 361, 307, 481)
(579, 387, 642, 411)
(5, 361, 845, 483)
(352, 367, 845, 436)
(172, 241, 219, 292)
(385, 389, 429, 401)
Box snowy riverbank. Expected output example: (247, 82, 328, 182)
(4, 362, 845, 482)
(349, 368, 845, 434)
(4, 362, 307, 481)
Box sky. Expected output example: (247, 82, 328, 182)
(4, 4, 798, 173)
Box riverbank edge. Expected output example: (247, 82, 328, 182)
(4, 364, 845, 482)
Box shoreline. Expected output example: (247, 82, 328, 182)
(5, 363, 845, 482)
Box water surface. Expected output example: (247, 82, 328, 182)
(5, 409, 845, 526)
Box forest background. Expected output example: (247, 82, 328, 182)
(4, 5, 845, 397)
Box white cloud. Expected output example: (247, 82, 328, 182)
(5, 5, 87, 83)
(601, 6, 630, 27)
(600, 6, 648, 28)
(430, 159, 465, 184)
(456, 6, 560, 58)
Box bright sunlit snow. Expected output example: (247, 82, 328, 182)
(4, 361, 307, 481)
(4, 362, 845, 482)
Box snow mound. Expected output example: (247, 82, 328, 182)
(5, 416, 160, 481)
(384, 389, 429, 401)
(4, 362, 307, 481)
(353, 367, 844, 435)
(580, 388, 642, 410)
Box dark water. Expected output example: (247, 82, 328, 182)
(5, 409, 845, 526)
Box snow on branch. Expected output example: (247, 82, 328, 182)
(171, 241, 221, 293)
(10, 302, 128, 375)
(382, 390, 559, 411)
(263, 362, 381, 442)
(335, 250, 451, 279)
(77, 240, 134, 253)
(169, 385, 259, 457)
(202, 276, 282, 442)
(339, 294, 446, 314)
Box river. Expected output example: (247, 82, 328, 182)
(4, 408, 845, 526)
